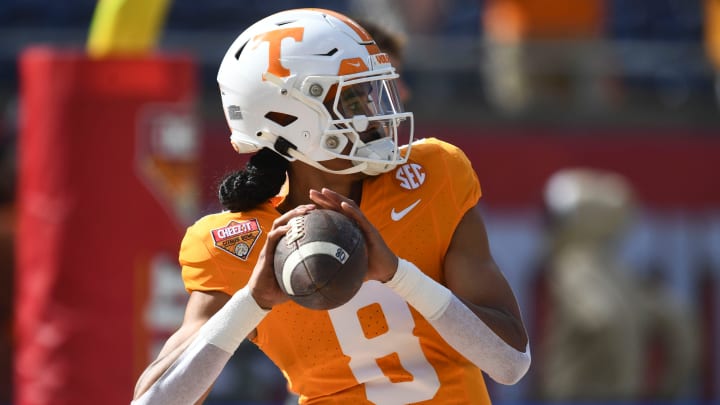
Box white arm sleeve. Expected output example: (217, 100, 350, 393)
(132, 287, 269, 405)
(386, 258, 531, 385)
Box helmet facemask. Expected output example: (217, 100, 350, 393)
(306, 68, 413, 175)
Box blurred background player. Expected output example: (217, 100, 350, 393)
(532, 168, 699, 401)
(705, 0, 720, 108)
(480, 0, 609, 114)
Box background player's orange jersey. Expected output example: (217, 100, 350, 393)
(181, 138, 488, 404)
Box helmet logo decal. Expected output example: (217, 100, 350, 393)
(251, 27, 304, 79)
(395, 163, 426, 190)
(338, 57, 369, 75)
(371, 53, 391, 66)
(227, 105, 243, 120)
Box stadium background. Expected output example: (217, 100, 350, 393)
(1, 0, 719, 404)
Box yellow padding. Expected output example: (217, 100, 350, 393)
(87, 0, 172, 57)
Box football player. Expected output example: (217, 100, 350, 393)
(133, 8, 530, 404)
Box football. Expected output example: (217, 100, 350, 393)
(274, 209, 367, 310)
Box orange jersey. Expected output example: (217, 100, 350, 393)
(181, 138, 487, 404)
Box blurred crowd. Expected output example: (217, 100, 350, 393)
(0, 0, 717, 125)
(1, 1, 719, 404)
(347, 0, 715, 124)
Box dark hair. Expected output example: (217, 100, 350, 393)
(218, 148, 289, 212)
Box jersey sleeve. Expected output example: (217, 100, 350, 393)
(439, 140, 482, 214)
(179, 223, 233, 295)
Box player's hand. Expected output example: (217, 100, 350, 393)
(309, 188, 398, 282)
(248, 204, 316, 309)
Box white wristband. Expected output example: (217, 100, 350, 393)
(198, 286, 270, 353)
(385, 258, 453, 320)
(385, 260, 531, 385)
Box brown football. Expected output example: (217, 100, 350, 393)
(274, 209, 367, 310)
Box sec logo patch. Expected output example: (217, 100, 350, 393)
(211, 219, 262, 260)
(395, 163, 426, 190)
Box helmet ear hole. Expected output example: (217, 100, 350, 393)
(265, 111, 298, 127)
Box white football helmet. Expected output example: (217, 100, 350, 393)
(217, 8, 414, 175)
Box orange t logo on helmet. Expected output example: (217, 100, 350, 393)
(251, 27, 304, 79)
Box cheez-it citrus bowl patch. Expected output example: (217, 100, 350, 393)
(211, 219, 262, 260)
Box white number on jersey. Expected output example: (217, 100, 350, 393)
(328, 281, 440, 404)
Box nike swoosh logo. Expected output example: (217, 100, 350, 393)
(391, 199, 421, 221)
(348, 61, 361, 67)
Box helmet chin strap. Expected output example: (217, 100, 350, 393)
(286, 148, 370, 175)
(249, 129, 366, 175)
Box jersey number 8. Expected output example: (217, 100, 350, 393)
(328, 281, 440, 404)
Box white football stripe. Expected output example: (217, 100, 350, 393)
(282, 241, 349, 295)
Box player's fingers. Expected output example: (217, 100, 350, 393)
(321, 187, 357, 206)
(264, 224, 292, 254)
(272, 204, 315, 229)
(312, 188, 368, 222)
(316, 188, 361, 210)
(310, 189, 372, 240)
(264, 206, 312, 260)
(308, 188, 340, 210)
(338, 201, 373, 232)
(310, 189, 383, 252)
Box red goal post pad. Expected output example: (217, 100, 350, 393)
(16, 47, 198, 405)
